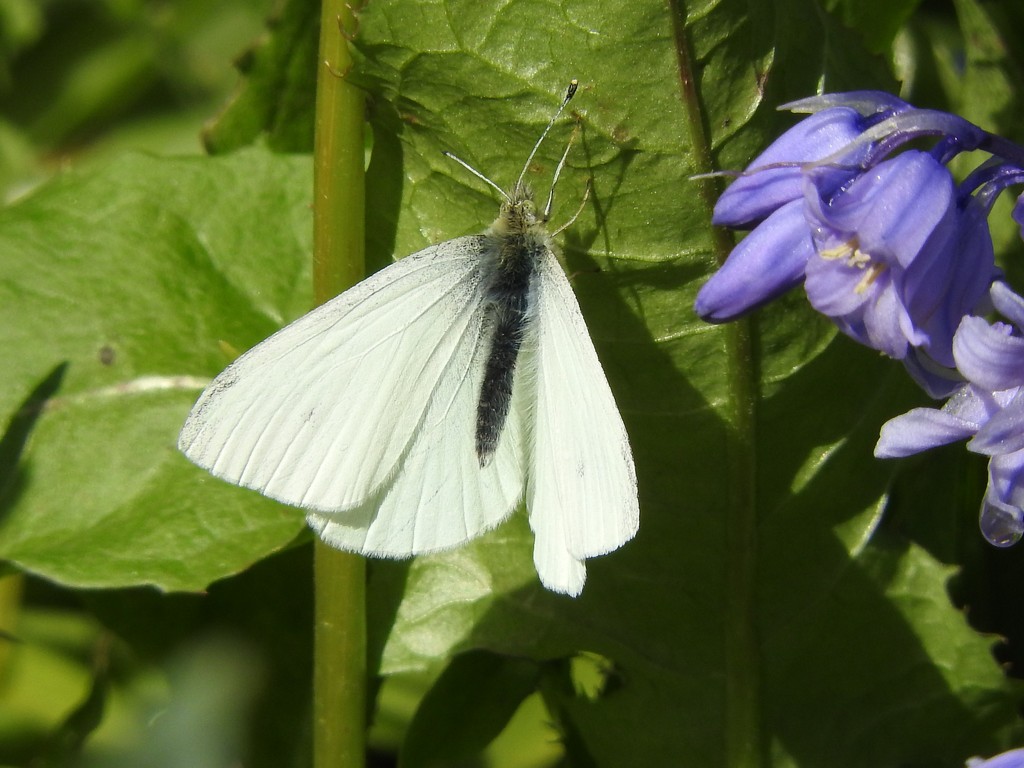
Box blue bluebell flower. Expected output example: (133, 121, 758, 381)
(694, 199, 812, 322)
(710, 105, 883, 229)
(697, 96, 905, 321)
(697, 91, 1005, 375)
(702, 90, 1024, 551)
(876, 282, 1024, 546)
(804, 150, 994, 366)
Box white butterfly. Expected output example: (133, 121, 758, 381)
(178, 82, 638, 596)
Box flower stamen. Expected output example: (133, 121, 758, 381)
(854, 262, 887, 293)
(818, 239, 872, 268)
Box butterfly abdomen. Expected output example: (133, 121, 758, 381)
(475, 232, 544, 465)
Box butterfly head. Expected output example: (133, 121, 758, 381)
(498, 187, 547, 234)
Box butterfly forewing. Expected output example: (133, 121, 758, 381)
(180, 237, 492, 512)
(307, 248, 528, 554)
(526, 250, 639, 594)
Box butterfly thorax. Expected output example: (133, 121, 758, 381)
(475, 188, 551, 466)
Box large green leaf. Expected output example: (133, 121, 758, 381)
(0, 149, 313, 590)
(341, 1, 1022, 766)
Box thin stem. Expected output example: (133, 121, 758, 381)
(314, 4, 366, 303)
(313, 543, 366, 768)
(666, 1, 762, 766)
(312, 2, 367, 768)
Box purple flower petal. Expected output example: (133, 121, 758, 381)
(944, 384, 1016, 424)
(1014, 193, 1024, 240)
(713, 108, 867, 228)
(695, 199, 812, 322)
(803, 246, 882, 317)
(982, 452, 1024, 546)
(968, 747, 1024, 768)
(875, 280, 923, 358)
(800, 152, 970, 360)
(875, 383, 1009, 458)
(803, 241, 914, 359)
(903, 201, 995, 367)
(808, 151, 955, 267)
(875, 405, 978, 458)
(990, 280, 1024, 329)
(969, 390, 1024, 455)
(953, 315, 1024, 391)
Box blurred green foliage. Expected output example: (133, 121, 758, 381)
(0, 0, 274, 194)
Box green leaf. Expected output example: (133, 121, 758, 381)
(949, 0, 1024, 272)
(0, 604, 151, 765)
(0, 148, 313, 591)
(825, 0, 925, 54)
(949, 0, 1024, 135)
(334, 1, 1023, 766)
(203, 0, 320, 154)
(400, 650, 541, 768)
(0, 0, 280, 202)
(82, 544, 315, 768)
(0, 0, 43, 89)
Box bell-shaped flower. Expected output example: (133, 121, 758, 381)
(702, 88, 1024, 552)
(956, 284, 1024, 544)
(695, 199, 813, 321)
(804, 150, 994, 364)
(696, 91, 999, 350)
(713, 91, 914, 229)
(712, 107, 874, 228)
(876, 282, 1024, 546)
(696, 113, 878, 322)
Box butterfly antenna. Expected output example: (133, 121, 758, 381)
(552, 179, 590, 236)
(514, 80, 578, 195)
(443, 151, 511, 202)
(544, 121, 579, 220)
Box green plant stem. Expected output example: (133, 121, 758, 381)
(666, 2, 762, 766)
(720, 321, 761, 768)
(313, 544, 366, 768)
(312, 2, 367, 768)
